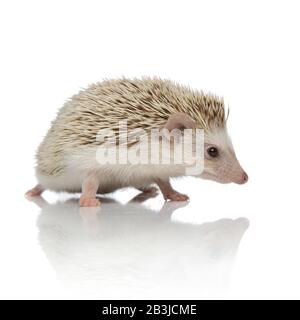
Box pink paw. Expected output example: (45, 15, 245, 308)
(165, 192, 189, 202)
(141, 186, 158, 194)
(79, 198, 101, 207)
(25, 186, 44, 197)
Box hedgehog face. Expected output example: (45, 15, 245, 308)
(200, 128, 248, 184)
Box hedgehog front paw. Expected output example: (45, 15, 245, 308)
(139, 186, 159, 194)
(164, 192, 189, 202)
(79, 198, 101, 207)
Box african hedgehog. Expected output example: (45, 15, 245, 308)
(26, 78, 248, 206)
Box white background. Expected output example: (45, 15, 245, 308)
(0, 0, 299, 299)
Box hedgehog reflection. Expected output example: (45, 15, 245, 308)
(33, 194, 249, 299)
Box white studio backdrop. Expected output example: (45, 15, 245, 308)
(0, 0, 299, 299)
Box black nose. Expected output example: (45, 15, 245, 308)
(242, 172, 248, 183)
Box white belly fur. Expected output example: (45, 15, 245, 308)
(36, 147, 186, 194)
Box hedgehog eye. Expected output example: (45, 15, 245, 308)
(207, 147, 219, 158)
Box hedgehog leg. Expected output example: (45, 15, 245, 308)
(156, 179, 189, 202)
(131, 186, 159, 202)
(79, 173, 101, 207)
(25, 184, 44, 198)
(137, 186, 158, 194)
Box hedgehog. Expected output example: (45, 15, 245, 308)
(26, 77, 248, 206)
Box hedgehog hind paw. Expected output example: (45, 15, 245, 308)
(25, 184, 44, 198)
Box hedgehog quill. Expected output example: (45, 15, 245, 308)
(26, 78, 248, 206)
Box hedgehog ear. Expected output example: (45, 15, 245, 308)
(164, 112, 196, 131)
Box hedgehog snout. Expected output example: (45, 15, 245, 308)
(235, 171, 248, 185)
